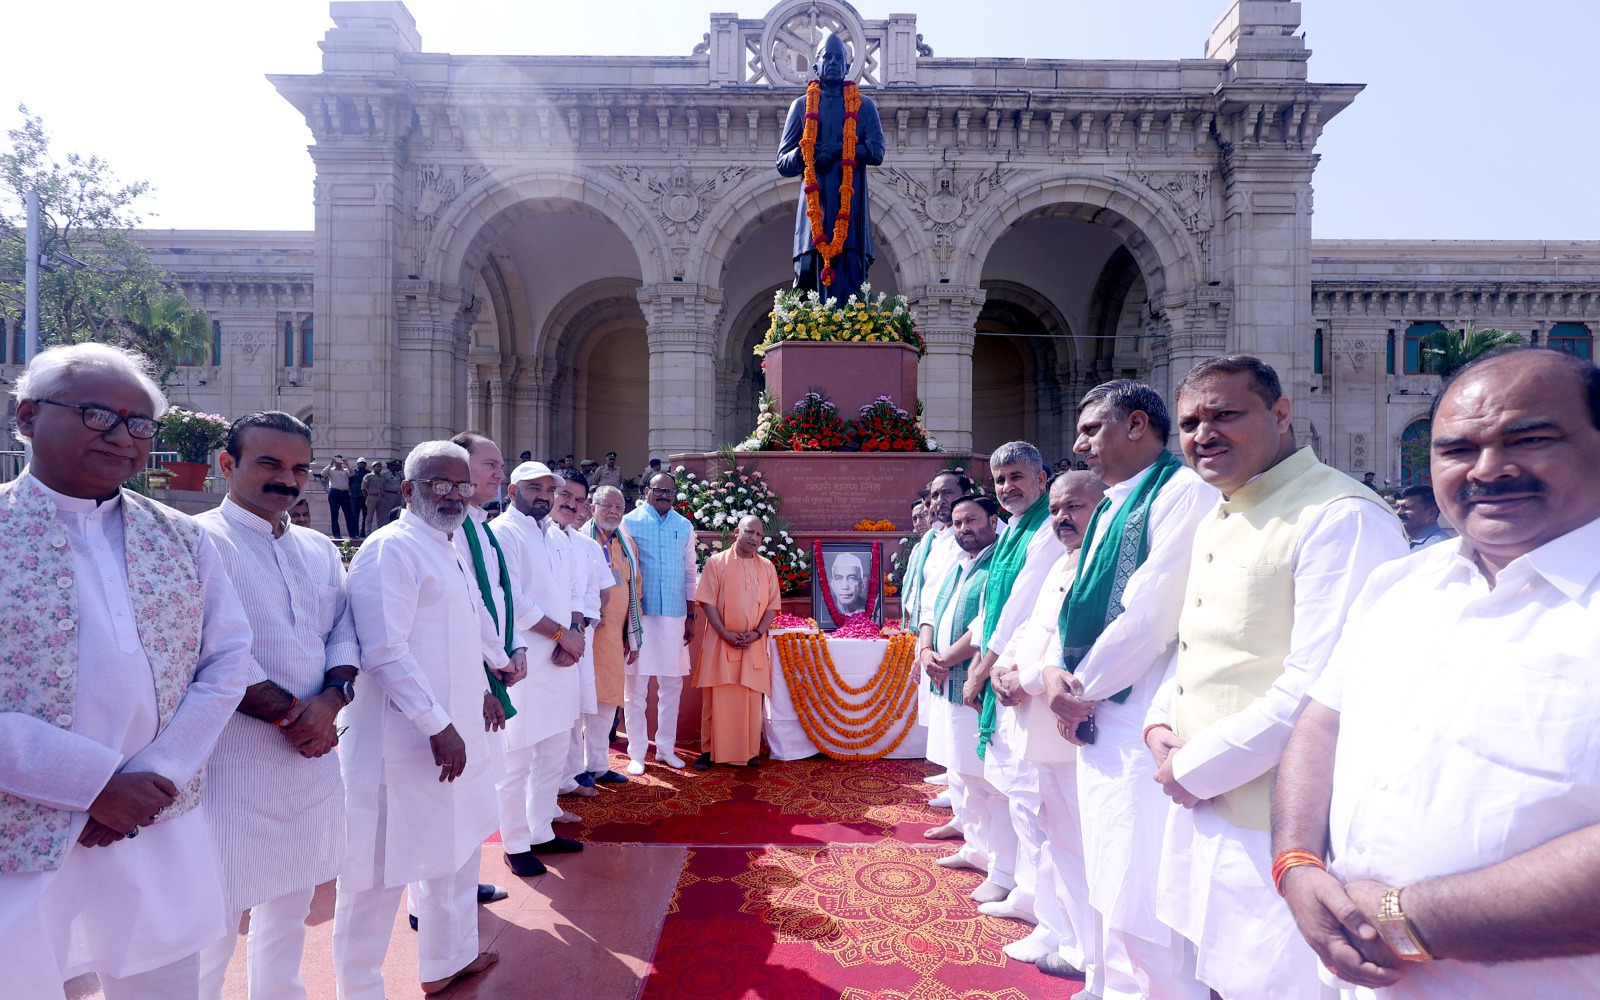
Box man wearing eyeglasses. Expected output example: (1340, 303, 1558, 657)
(336, 440, 507, 996)
(620, 472, 699, 774)
(0, 342, 255, 999)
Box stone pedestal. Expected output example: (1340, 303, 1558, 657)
(762, 342, 920, 418)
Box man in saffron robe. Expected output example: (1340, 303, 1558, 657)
(693, 515, 781, 769)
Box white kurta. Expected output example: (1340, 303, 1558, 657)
(923, 545, 990, 776)
(490, 506, 581, 746)
(565, 525, 608, 715)
(1051, 463, 1218, 946)
(0, 477, 253, 984)
(195, 497, 360, 914)
(450, 506, 519, 675)
(1309, 516, 1600, 999)
(340, 511, 499, 893)
(1144, 496, 1408, 1000)
(1010, 550, 1080, 765)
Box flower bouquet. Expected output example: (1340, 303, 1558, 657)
(756, 285, 924, 357)
(158, 408, 230, 464)
(850, 395, 931, 452)
(773, 391, 850, 451)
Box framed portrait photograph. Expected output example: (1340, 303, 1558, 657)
(811, 540, 884, 630)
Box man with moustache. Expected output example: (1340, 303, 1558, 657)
(995, 472, 1108, 981)
(548, 473, 611, 802)
(289, 497, 313, 528)
(1036, 380, 1219, 1000)
(0, 343, 254, 1000)
(581, 486, 640, 785)
(956, 441, 1064, 916)
(920, 495, 1003, 876)
(620, 473, 699, 773)
(1274, 347, 1600, 998)
(195, 411, 360, 999)
(1393, 485, 1450, 550)
(335, 441, 504, 997)
(491, 463, 586, 875)
(1143, 356, 1406, 1000)
(693, 514, 782, 769)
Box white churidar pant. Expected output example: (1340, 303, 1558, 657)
(1037, 759, 1097, 979)
(624, 674, 682, 762)
(497, 732, 569, 851)
(566, 705, 617, 779)
(333, 841, 481, 998)
(197, 885, 317, 999)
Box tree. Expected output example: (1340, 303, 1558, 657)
(1419, 323, 1526, 378)
(0, 104, 199, 360)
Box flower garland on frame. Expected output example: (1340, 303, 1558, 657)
(801, 78, 862, 287)
(813, 539, 882, 624)
(774, 631, 919, 760)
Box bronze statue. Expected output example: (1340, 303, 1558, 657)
(776, 34, 885, 304)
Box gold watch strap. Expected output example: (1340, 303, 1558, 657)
(1377, 886, 1433, 962)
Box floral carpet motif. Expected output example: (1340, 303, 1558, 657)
(567, 749, 744, 837)
(746, 756, 949, 834)
(840, 982, 1034, 1000)
(734, 842, 1023, 978)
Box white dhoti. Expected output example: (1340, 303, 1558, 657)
(499, 731, 571, 851)
(1078, 697, 1208, 1000)
(624, 616, 689, 762)
(1159, 801, 1335, 1000)
(927, 693, 1013, 883)
(333, 843, 482, 996)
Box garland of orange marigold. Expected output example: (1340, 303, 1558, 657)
(775, 631, 917, 760)
(801, 78, 862, 287)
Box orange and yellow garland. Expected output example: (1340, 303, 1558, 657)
(801, 78, 862, 287)
(774, 631, 918, 761)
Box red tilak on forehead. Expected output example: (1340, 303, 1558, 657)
(117, 408, 129, 416)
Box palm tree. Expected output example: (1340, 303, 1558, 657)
(1419, 323, 1525, 378)
(117, 290, 213, 367)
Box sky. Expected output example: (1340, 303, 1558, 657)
(3, 0, 1595, 241)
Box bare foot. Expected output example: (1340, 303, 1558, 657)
(421, 951, 499, 994)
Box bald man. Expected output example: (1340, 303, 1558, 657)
(692, 516, 782, 769)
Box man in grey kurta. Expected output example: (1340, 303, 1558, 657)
(195, 411, 359, 999)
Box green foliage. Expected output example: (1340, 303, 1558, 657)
(1419, 323, 1526, 377)
(0, 105, 207, 368)
(158, 407, 230, 463)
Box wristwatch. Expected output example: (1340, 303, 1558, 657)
(323, 678, 356, 707)
(1376, 887, 1432, 962)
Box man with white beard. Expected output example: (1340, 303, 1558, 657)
(335, 441, 505, 997)
(491, 463, 586, 876)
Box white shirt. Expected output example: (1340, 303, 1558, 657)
(1146, 496, 1408, 799)
(917, 525, 963, 629)
(340, 510, 499, 891)
(1020, 461, 1219, 703)
(564, 523, 609, 714)
(1002, 548, 1081, 764)
(195, 496, 359, 912)
(491, 506, 582, 745)
(1311, 517, 1600, 999)
(980, 514, 1064, 656)
(451, 506, 523, 670)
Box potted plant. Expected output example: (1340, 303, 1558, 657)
(157, 408, 230, 491)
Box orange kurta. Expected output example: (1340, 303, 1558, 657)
(694, 549, 781, 764)
(591, 529, 642, 708)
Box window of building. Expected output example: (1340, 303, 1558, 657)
(212, 320, 223, 366)
(283, 319, 295, 367)
(1404, 321, 1445, 374)
(1313, 328, 1324, 375)
(300, 315, 313, 366)
(1386, 329, 1395, 375)
(0, 318, 7, 365)
(1400, 418, 1432, 488)
(1549, 322, 1593, 360)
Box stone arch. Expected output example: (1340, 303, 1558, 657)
(473, 253, 532, 357)
(537, 278, 650, 470)
(959, 172, 1203, 309)
(428, 169, 666, 297)
(973, 280, 1077, 457)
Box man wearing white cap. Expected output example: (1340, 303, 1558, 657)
(490, 462, 586, 876)
(620, 472, 698, 773)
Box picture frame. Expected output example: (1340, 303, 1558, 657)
(810, 540, 884, 630)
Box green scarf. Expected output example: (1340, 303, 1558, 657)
(975, 490, 1051, 758)
(928, 542, 995, 705)
(464, 517, 517, 719)
(1056, 450, 1183, 704)
(900, 529, 935, 624)
(587, 520, 645, 650)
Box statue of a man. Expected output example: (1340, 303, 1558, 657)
(776, 34, 885, 303)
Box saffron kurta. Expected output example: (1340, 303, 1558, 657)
(589, 526, 642, 708)
(693, 549, 781, 763)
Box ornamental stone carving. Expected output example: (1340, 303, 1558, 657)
(413, 162, 489, 269)
(1136, 169, 1215, 279)
(757, 0, 872, 86)
(612, 164, 750, 238)
(886, 165, 1015, 265)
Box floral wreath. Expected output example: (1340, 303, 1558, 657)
(813, 539, 881, 624)
(801, 77, 862, 287)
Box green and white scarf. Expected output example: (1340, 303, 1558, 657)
(928, 542, 996, 705)
(464, 516, 517, 719)
(1056, 450, 1184, 704)
(975, 491, 1051, 758)
(586, 519, 645, 651)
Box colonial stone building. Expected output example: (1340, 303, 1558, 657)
(9, 0, 1594, 487)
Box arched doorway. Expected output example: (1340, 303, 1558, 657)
(1399, 418, 1431, 487)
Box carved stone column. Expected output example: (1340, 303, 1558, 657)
(906, 284, 985, 453)
(638, 283, 723, 458)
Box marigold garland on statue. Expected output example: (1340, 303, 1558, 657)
(774, 631, 919, 761)
(801, 78, 862, 286)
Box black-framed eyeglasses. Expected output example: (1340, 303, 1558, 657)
(37, 399, 163, 440)
(410, 478, 476, 498)
(647, 487, 675, 496)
